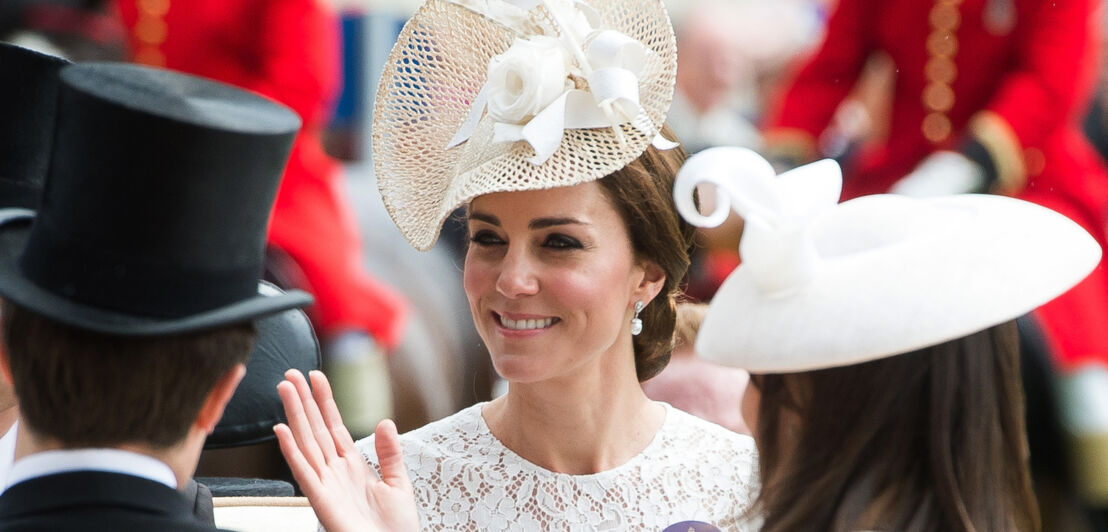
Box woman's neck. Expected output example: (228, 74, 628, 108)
(482, 363, 665, 475)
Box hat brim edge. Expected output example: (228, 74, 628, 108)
(696, 194, 1102, 373)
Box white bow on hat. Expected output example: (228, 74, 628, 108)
(446, 0, 677, 164)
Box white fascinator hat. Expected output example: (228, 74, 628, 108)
(673, 147, 1102, 373)
(374, 0, 678, 250)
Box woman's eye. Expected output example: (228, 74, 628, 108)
(543, 234, 582, 249)
(469, 230, 504, 246)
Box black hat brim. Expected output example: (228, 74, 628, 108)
(0, 213, 313, 336)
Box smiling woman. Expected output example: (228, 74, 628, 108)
(353, 135, 759, 531)
(272, 0, 761, 529)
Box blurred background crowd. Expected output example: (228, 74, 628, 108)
(3, 0, 1108, 529)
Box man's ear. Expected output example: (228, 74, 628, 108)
(195, 363, 246, 435)
(0, 303, 11, 386)
(0, 336, 13, 388)
(635, 260, 666, 305)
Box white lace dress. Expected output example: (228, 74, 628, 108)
(356, 402, 761, 531)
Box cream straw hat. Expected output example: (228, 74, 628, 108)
(673, 147, 1102, 373)
(373, 0, 677, 250)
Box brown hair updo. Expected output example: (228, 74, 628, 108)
(597, 125, 694, 381)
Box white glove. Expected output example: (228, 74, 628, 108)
(889, 151, 986, 197)
(1059, 364, 1108, 435)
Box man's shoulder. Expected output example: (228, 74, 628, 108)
(0, 512, 226, 532)
(0, 471, 223, 532)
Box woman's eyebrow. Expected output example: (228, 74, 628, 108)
(530, 217, 587, 229)
(468, 212, 500, 226)
(469, 212, 587, 229)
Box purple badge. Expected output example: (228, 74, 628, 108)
(661, 521, 723, 532)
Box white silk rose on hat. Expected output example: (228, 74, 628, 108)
(446, 0, 676, 166)
(486, 35, 572, 125)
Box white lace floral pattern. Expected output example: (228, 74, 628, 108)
(357, 403, 761, 531)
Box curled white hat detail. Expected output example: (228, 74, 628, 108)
(674, 147, 1102, 373)
(374, 0, 677, 250)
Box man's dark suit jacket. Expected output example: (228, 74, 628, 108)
(0, 470, 232, 531)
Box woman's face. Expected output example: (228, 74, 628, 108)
(463, 181, 663, 384)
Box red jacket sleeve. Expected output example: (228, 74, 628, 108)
(966, 0, 1101, 193)
(983, 0, 1100, 147)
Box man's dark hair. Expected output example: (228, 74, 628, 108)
(1, 300, 256, 449)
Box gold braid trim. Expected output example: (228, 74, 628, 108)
(969, 111, 1027, 195)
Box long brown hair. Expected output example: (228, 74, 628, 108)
(751, 320, 1039, 532)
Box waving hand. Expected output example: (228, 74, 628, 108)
(274, 369, 420, 532)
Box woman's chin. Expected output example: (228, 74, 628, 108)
(490, 356, 552, 385)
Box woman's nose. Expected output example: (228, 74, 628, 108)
(495, 247, 539, 298)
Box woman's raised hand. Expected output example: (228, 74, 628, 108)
(274, 369, 420, 532)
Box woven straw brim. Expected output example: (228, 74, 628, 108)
(373, 0, 677, 251)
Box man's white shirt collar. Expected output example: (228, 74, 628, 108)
(6, 447, 177, 490)
(0, 422, 16, 490)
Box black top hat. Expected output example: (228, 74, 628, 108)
(207, 282, 321, 449)
(0, 62, 312, 335)
(0, 43, 68, 210)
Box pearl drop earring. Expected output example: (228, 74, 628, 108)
(631, 301, 644, 336)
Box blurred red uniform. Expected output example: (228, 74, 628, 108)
(115, 0, 407, 348)
(765, 0, 1108, 369)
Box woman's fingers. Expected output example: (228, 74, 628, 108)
(286, 369, 340, 460)
(306, 370, 371, 488)
(307, 370, 357, 456)
(274, 422, 323, 496)
(374, 419, 411, 489)
(276, 377, 328, 470)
